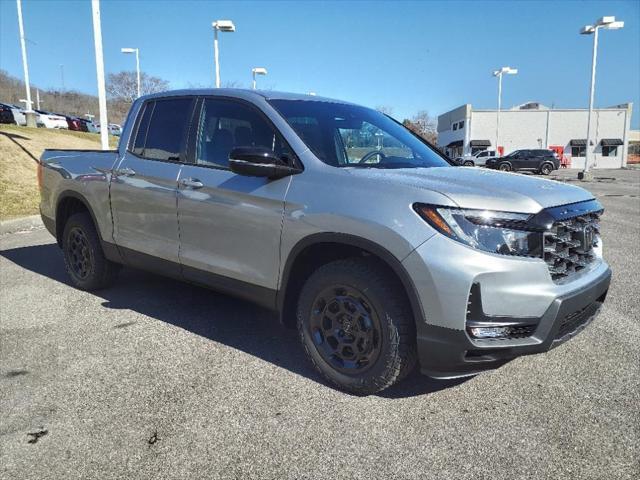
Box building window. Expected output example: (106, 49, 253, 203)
(602, 146, 618, 157)
(458, 120, 464, 129)
(452, 122, 458, 131)
(571, 146, 586, 157)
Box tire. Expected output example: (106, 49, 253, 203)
(297, 258, 417, 395)
(463, 161, 474, 167)
(62, 212, 119, 290)
(498, 163, 512, 172)
(540, 163, 553, 175)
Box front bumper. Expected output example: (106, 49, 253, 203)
(402, 231, 611, 379)
(415, 266, 610, 378)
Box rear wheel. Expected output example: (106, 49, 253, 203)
(62, 212, 119, 290)
(499, 163, 512, 172)
(540, 163, 553, 175)
(297, 258, 417, 395)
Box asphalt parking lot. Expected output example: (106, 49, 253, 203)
(1, 168, 639, 480)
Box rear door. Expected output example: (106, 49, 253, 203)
(110, 97, 195, 271)
(176, 97, 295, 300)
(512, 150, 529, 169)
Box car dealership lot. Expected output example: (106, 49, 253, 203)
(1, 169, 638, 480)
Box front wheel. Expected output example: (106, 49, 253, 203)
(463, 161, 474, 167)
(499, 163, 512, 172)
(297, 258, 417, 395)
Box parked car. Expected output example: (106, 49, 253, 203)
(35, 110, 68, 129)
(78, 118, 98, 133)
(486, 149, 560, 175)
(454, 150, 496, 167)
(64, 116, 85, 131)
(95, 123, 122, 136)
(9, 104, 27, 126)
(38, 90, 611, 394)
(0, 102, 15, 124)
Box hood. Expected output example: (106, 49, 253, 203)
(346, 167, 594, 214)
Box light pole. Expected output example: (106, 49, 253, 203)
(212, 20, 235, 88)
(579, 16, 624, 179)
(251, 67, 267, 89)
(91, 0, 109, 150)
(16, 0, 36, 127)
(492, 66, 518, 156)
(121, 47, 141, 98)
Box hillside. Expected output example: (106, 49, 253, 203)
(0, 125, 117, 220)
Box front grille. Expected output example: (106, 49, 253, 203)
(543, 211, 601, 282)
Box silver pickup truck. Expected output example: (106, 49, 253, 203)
(39, 89, 611, 394)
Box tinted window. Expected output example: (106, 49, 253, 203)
(132, 102, 153, 155)
(602, 146, 617, 157)
(571, 146, 586, 157)
(270, 99, 449, 169)
(195, 98, 294, 168)
(139, 98, 193, 161)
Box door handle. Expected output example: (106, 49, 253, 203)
(180, 178, 204, 189)
(114, 167, 136, 177)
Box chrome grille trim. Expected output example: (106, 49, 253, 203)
(543, 210, 601, 282)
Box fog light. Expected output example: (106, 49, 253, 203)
(469, 326, 511, 339)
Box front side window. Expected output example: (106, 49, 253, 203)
(195, 98, 294, 168)
(133, 98, 194, 161)
(602, 146, 617, 157)
(269, 99, 449, 169)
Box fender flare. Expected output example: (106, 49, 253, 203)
(277, 232, 426, 326)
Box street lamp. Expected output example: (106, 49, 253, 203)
(251, 67, 267, 89)
(492, 66, 518, 156)
(212, 20, 235, 88)
(579, 16, 624, 179)
(121, 47, 140, 98)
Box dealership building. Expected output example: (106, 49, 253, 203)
(437, 102, 633, 169)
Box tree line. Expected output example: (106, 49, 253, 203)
(0, 69, 167, 124)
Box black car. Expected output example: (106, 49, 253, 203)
(486, 149, 560, 175)
(0, 103, 16, 124)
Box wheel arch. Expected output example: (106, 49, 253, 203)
(277, 233, 425, 330)
(55, 191, 123, 262)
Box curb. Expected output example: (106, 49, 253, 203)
(0, 215, 44, 235)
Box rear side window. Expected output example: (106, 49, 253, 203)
(132, 98, 194, 161)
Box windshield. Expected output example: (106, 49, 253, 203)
(269, 99, 450, 169)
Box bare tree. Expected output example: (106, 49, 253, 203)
(376, 105, 394, 116)
(106, 71, 169, 103)
(403, 110, 437, 145)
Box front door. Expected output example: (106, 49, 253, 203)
(176, 97, 295, 303)
(110, 97, 195, 271)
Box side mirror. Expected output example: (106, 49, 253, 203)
(229, 147, 301, 179)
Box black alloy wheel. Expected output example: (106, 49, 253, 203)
(297, 258, 417, 395)
(62, 212, 119, 290)
(308, 284, 382, 373)
(67, 226, 93, 280)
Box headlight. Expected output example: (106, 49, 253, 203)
(413, 204, 543, 257)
